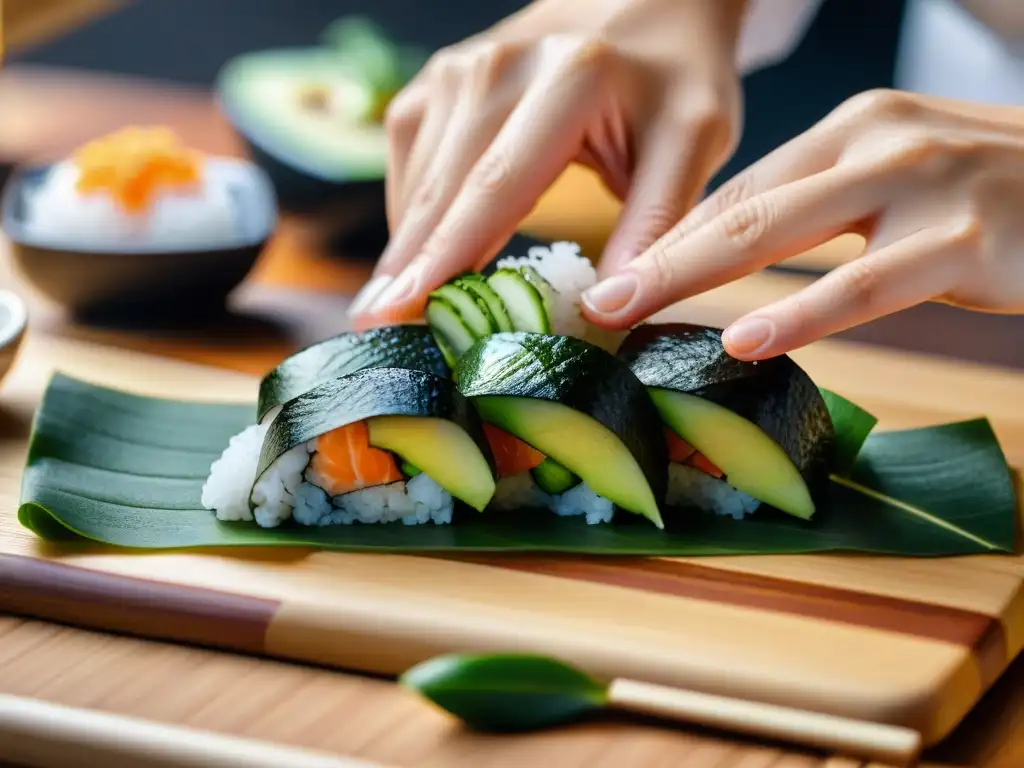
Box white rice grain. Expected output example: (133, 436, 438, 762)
(667, 463, 761, 520)
(492, 471, 615, 524)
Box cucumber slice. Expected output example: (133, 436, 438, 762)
(486, 269, 551, 334)
(426, 297, 477, 364)
(430, 284, 492, 337)
(400, 461, 422, 477)
(456, 275, 513, 332)
(519, 266, 557, 326)
(532, 457, 579, 495)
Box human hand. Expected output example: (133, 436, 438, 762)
(580, 89, 1024, 359)
(348, 0, 746, 327)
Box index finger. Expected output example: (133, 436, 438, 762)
(579, 161, 896, 329)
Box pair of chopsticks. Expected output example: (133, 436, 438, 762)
(0, 693, 388, 768)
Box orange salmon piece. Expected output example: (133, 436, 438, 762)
(483, 423, 545, 477)
(664, 428, 697, 463)
(307, 421, 403, 497)
(686, 451, 724, 478)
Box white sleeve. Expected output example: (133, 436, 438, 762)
(735, 0, 828, 73)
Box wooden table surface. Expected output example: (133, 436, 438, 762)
(1, 64, 1024, 768)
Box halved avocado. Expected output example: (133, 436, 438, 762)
(617, 323, 835, 519)
(216, 47, 388, 214)
(456, 332, 667, 528)
(368, 415, 495, 512)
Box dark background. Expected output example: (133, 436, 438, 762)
(9, 0, 908, 187)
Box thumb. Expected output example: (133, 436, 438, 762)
(598, 110, 732, 278)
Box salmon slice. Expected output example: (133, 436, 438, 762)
(665, 428, 697, 463)
(686, 451, 724, 478)
(307, 421, 403, 497)
(483, 423, 545, 477)
(665, 428, 724, 477)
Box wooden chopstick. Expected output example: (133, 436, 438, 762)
(607, 678, 923, 766)
(0, 693, 389, 768)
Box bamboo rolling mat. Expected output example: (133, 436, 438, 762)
(0, 321, 1023, 752)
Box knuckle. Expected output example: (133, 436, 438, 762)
(635, 203, 682, 248)
(469, 149, 514, 194)
(383, 92, 422, 137)
(838, 259, 882, 309)
(468, 40, 519, 85)
(423, 46, 465, 87)
(717, 195, 776, 250)
(542, 33, 617, 78)
(830, 88, 919, 128)
(945, 215, 984, 252)
(646, 246, 678, 289)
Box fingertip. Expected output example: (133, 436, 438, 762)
(722, 316, 785, 361)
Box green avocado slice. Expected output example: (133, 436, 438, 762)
(617, 323, 836, 518)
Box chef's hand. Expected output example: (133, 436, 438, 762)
(581, 89, 1024, 359)
(349, 0, 746, 326)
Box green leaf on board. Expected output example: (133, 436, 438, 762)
(400, 653, 607, 732)
(820, 387, 879, 474)
(17, 373, 1018, 557)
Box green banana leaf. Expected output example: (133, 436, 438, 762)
(17, 373, 1017, 556)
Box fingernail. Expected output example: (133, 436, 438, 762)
(368, 265, 422, 314)
(348, 275, 393, 317)
(581, 273, 640, 315)
(723, 317, 775, 356)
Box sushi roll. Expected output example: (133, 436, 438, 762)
(454, 332, 668, 528)
(21, 126, 241, 249)
(616, 323, 836, 520)
(425, 240, 625, 368)
(202, 367, 496, 527)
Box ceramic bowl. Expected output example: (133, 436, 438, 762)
(0, 290, 27, 388)
(1, 157, 277, 323)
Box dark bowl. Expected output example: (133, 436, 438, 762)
(1, 157, 277, 324)
(214, 47, 389, 253)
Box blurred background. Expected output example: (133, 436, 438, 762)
(7, 0, 907, 190)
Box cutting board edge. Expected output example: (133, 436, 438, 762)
(0, 549, 1016, 748)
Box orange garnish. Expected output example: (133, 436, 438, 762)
(72, 126, 204, 213)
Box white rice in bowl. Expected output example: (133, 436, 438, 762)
(23, 160, 237, 251)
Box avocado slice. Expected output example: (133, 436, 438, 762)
(617, 323, 835, 518)
(255, 367, 497, 513)
(456, 332, 667, 528)
(368, 415, 495, 512)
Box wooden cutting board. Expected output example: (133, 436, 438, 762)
(1, 329, 1023, 752)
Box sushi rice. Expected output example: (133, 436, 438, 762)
(491, 472, 615, 525)
(23, 159, 237, 250)
(201, 418, 454, 528)
(494, 240, 627, 351)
